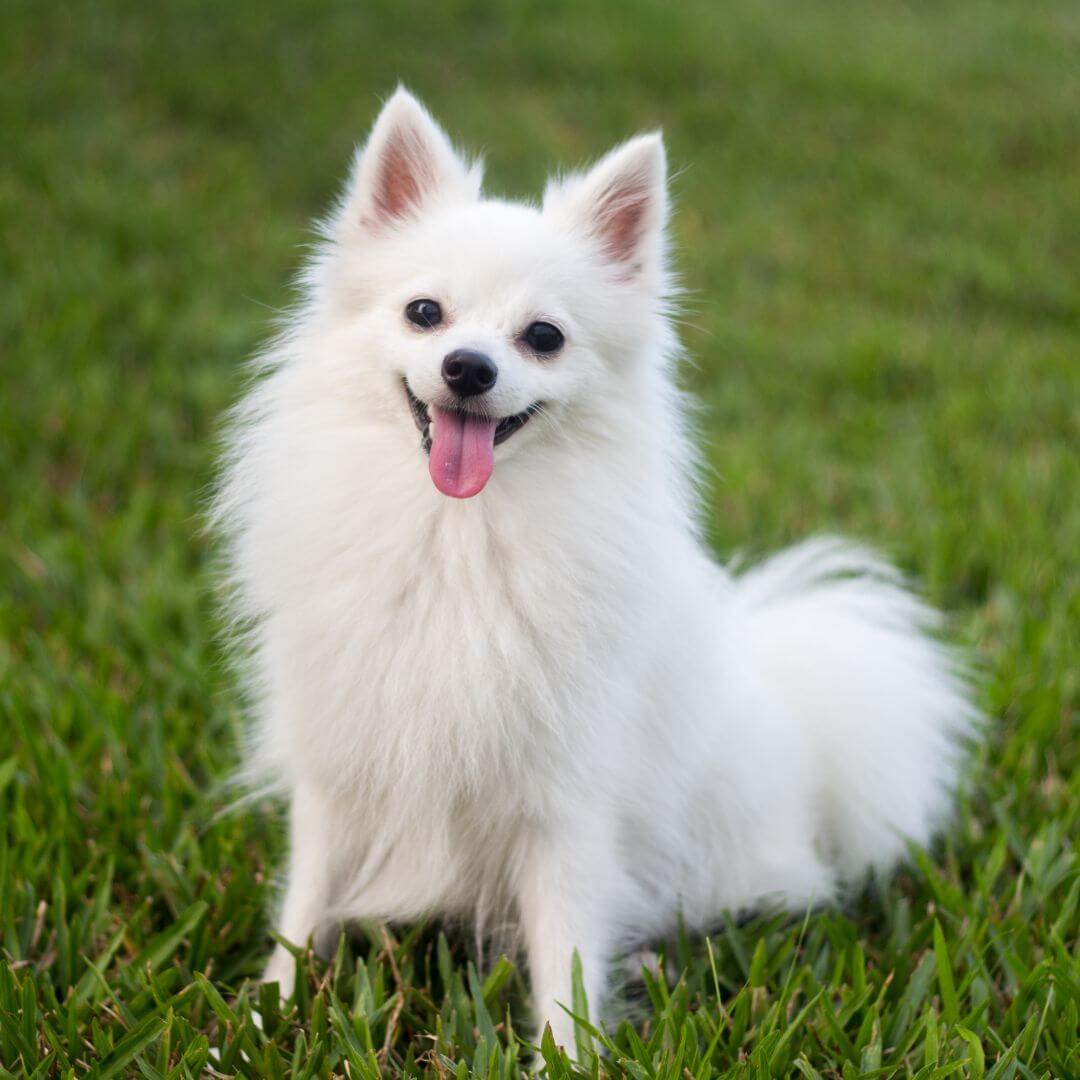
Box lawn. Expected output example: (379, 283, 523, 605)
(1, 0, 1077, 1076)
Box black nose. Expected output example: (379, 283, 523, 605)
(441, 349, 497, 397)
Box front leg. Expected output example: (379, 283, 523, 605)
(263, 781, 342, 997)
(517, 821, 623, 1056)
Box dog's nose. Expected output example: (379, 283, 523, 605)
(441, 349, 497, 397)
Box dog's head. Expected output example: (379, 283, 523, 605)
(312, 88, 670, 498)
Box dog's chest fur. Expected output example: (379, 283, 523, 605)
(246, 433, 653, 817)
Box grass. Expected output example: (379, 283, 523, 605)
(1, 0, 1077, 1075)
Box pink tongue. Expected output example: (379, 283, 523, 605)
(428, 407, 498, 498)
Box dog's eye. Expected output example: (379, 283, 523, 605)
(405, 298, 442, 329)
(523, 321, 564, 355)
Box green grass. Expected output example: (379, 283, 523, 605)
(2, 0, 1078, 1075)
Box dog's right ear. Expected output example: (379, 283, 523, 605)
(338, 87, 481, 235)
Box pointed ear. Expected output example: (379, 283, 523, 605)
(341, 87, 481, 233)
(543, 133, 667, 280)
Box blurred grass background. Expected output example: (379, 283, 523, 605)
(1, 1, 1077, 1075)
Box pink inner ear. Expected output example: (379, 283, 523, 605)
(372, 128, 434, 222)
(594, 179, 649, 264)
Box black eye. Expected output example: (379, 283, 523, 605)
(405, 298, 442, 329)
(523, 320, 564, 355)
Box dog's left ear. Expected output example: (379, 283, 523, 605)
(340, 87, 481, 235)
(544, 133, 668, 283)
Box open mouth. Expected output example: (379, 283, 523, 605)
(404, 381, 538, 450)
(404, 380, 541, 499)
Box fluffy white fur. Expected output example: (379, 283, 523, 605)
(215, 88, 976, 1051)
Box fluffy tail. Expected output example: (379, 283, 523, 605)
(732, 538, 979, 882)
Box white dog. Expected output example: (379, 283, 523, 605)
(216, 88, 976, 1051)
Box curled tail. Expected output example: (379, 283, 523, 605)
(732, 538, 979, 881)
